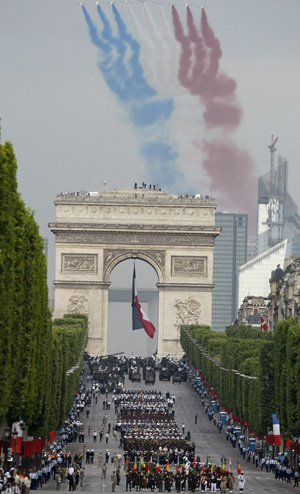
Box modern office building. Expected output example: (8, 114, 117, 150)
(213, 139, 300, 331)
(238, 238, 288, 311)
(212, 212, 248, 332)
(247, 237, 257, 262)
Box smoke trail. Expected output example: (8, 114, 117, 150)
(172, 6, 193, 90)
(82, 7, 110, 52)
(158, 4, 182, 88)
(172, 6, 242, 130)
(128, 3, 209, 192)
(128, 3, 178, 98)
(127, 5, 154, 79)
(186, 8, 206, 89)
(200, 9, 242, 129)
(202, 138, 256, 225)
(172, 6, 256, 230)
(198, 7, 256, 224)
(82, 5, 183, 187)
(95, 4, 155, 103)
(142, 4, 171, 91)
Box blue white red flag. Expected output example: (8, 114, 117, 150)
(132, 265, 156, 339)
(272, 414, 281, 446)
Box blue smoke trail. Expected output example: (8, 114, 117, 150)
(142, 141, 179, 184)
(82, 5, 183, 187)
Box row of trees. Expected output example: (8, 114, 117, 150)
(0, 142, 86, 437)
(181, 320, 300, 438)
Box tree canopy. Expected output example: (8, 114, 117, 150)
(0, 142, 86, 436)
(181, 320, 300, 437)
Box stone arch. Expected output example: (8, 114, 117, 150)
(103, 250, 164, 284)
(49, 187, 220, 357)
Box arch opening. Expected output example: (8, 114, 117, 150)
(107, 258, 158, 357)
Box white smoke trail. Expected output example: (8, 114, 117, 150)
(128, 4, 211, 192)
(116, 4, 212, 193)
(125, 5, 160, 91)
(160, 5, 211, 192)
(157, 5, 182, 91)
(142, 4, 168, 88)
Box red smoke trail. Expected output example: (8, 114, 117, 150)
(172, 7, 257, 233)
(171, 6, 193, 90)
(187, 8, 206, 87)
(172, 6, 242, 129)
(174, 6, 242, 129)
(202, 138, 256, 231)
(200, 9, 242, 129)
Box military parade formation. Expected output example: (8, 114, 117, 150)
(2, 352, 296, 492)
(85, 354, 243, 492)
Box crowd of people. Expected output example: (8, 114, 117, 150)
(123, 466, 238, 493)
(0, 367, 89, 494)
(0, 453, 85, 494)
(2, 353, 300, 493)
(190, 367, 299, 491)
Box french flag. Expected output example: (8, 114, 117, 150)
(132, 265, 156, 339)
(272, 414, 282, 446)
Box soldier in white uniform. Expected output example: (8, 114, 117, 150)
(238, 472, 245, 493)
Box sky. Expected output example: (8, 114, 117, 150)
(1, 0, 300, 295)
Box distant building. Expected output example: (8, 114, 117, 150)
(212, 212, 248, 332)
(268, 257, 300, 330)
(236, 295, 269, 328)
(236, 256, 300, 333)
(236, 141, 300, 329)
(247, 237, 257, 262)
(237, 239, 288, 312)
(230, 140, 300, 331)
(257, 147, 300, 256)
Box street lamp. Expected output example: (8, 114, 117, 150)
(12, 427, 18, 466)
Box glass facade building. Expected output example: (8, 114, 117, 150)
(238, 239, 288, 311)
(212, 212, 248, 332)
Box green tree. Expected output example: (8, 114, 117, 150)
(0, 141, 86, 438)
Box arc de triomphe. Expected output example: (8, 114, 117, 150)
(49, 187, 221, 357)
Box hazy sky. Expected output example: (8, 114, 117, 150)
(1, 0, 300, 293)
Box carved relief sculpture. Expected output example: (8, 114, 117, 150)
(66, 294, 89, 314)
(62, 254, 97, 273)
(174, 297, 201, 333)
(56, 231, 214, 247)
(172, 256, 207, 276)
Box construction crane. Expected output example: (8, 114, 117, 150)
(268, 135, 278, 194)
